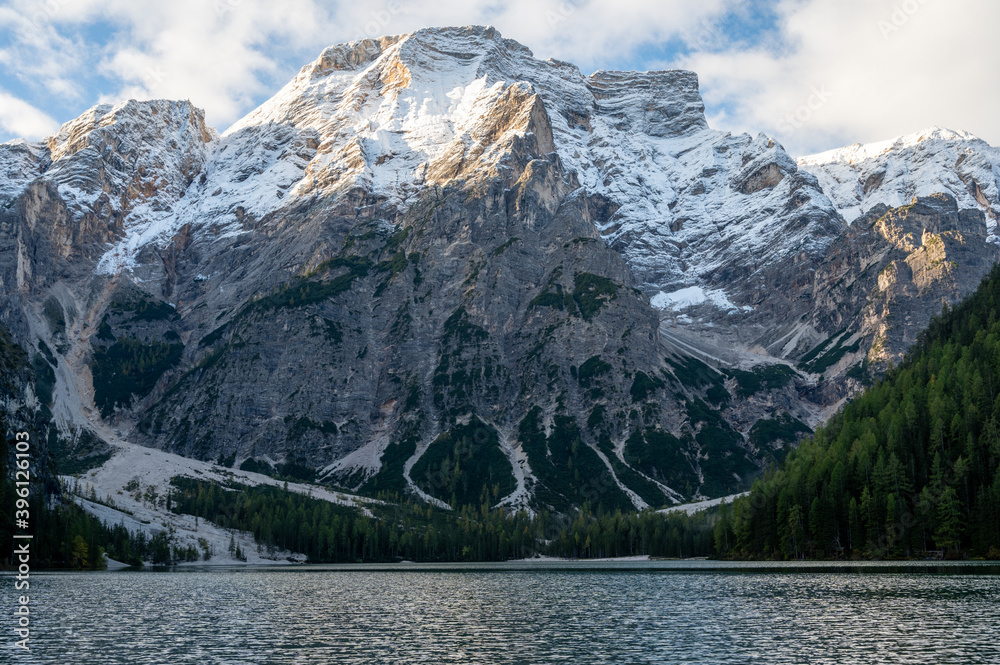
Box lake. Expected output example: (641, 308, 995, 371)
(6, 560, 1000, 664)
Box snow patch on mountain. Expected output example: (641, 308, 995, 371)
(658, 492, 748, 516)
(651, 286, 748, 313)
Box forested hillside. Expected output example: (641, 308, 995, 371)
(719, 265, 1000, 559)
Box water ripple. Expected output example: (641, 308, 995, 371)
(6, 569, 1000, 664)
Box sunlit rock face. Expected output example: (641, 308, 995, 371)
(1, 26, 998, 512)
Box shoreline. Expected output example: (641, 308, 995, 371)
(21, 558, 1000, 575)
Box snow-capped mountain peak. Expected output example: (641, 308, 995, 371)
(801, 126, 981, 165)
(44, 99, 216, 209)
(222, 27, 561, 210)
(798, 126, 1000, 227)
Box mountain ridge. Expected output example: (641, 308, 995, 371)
(1, 25, 998, 515)
(799, 125, 1000, 227)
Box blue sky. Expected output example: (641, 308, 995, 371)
(1, 0, 997, 156)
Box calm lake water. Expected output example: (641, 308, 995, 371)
(5, 560, 1000, 664)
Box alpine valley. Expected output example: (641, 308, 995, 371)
(2, 26, 999, 548)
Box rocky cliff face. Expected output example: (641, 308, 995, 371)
(0, 324, 64, 496)
(798, 194, 997, 390)
(1, 26, 998, 513)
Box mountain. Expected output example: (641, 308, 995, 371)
(655, 126, 1000, 397)
(790, 128, 1000, 380)
(719, 262, 1000, 559)
(1, 26, 998, 516)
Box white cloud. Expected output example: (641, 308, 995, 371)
(0, 0, 737, 135)
(377, 0, 736, 67)
(71, 0, 342, 127)
(0, 5, 89, 101)
(1, 0, 997, 156)
(0, 90, 60, 139)
(681, 0, 1000, 155)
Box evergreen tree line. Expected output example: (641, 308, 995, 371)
(548, 505, 714, 559)
(1, 465, 107, 570)
(4, 427, 716, 568)
(0, 402, 100, 569)
(0, 485, 218, 570)
(169, 477, 716, 562)
(5, 446, 719, 567)
(718, 264, 1000, 560)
